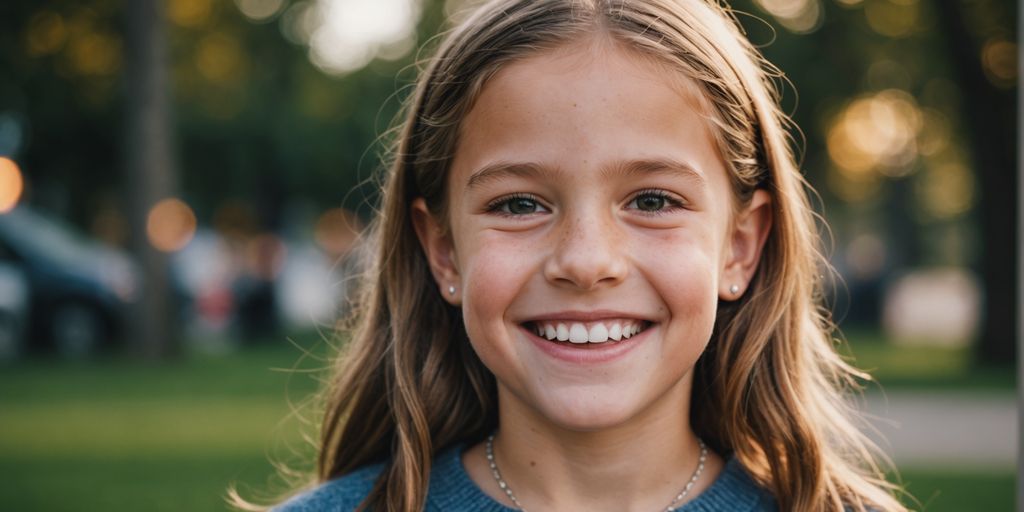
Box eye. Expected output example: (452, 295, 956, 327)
(486, 194, 548, 216)
(627, 189, 685, 214)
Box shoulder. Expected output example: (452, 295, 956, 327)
(272, 462, 385, 512)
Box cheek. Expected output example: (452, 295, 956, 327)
(642, 231, 722, 326)
(458, 233, 539, 340)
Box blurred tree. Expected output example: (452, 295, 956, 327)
(0, 0, 1016, 359)
(124, 0, 180, 359)
(931, 0, 1017, 365)
(735, 0, 1016, 365)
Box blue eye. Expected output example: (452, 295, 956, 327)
(628, 190, 684, 214)
(487, 194, 547, 216)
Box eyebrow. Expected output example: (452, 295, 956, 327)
(465, 158, 708, 190)
(613, 158, 708, 188)
(466, 162, 546, 190)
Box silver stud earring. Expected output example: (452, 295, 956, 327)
(448, 285, 456, 296)
(729, 284, 740, 295)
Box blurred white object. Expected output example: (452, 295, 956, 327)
(171, 229, 236, 337)
(882, 267, 980, 346)
(276, 243, 340, 329)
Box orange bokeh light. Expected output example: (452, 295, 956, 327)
(146, 198, 197, 252)
(314, 208, 361, 256)
(0, 157, 25, 213)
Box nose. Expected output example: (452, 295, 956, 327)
(543, 211, 629, 291)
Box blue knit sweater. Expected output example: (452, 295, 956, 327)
(275, 444, 777, 511)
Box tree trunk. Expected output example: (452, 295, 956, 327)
(933, 0, 1018, 365)
(123, 0, 178, 359)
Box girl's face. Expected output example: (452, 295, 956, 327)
(414, 41, 771, 432)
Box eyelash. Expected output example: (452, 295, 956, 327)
(628, 188, 687, 216)
(485, 193, 546, 217)
(485, 189, 687, 217)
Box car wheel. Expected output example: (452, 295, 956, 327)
(51, 303, 104, 358)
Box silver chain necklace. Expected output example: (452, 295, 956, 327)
(485, 434, 708, 512)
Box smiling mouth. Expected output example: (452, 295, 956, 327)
(522, 320, 653, 344)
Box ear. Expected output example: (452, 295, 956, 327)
(720, 189, 772, 301)
(411, 198, 462, 305)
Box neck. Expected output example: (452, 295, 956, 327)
(478, 384, 720, 512)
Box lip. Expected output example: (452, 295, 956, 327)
(519, 322, 652, 364)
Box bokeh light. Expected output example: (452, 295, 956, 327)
(917, 158, 975, 220)
(279, 1, 318, 45)
(864, 0, 921, 38)
(196, 33, 247, 86)
(826, 89, 922, 183)
(827, 164, 881, 203)
(753, 0, 823, 34)
(168, 0, 213, 28)
(25, 11, 67, 56)
(305, 0, 419, 75)
(981, 36, 1018, 88)
(235, 0, 287, 22)
(67, 30, 121, 77)
(0, 157, 24, 213)
(314, 208, 361, 256)
(916, 109, 952, 157)
(146, 198, 197, 252)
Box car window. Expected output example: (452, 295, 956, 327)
(0, 208, 95, 267)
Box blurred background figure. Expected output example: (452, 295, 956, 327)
(0, 0, 1015, 511)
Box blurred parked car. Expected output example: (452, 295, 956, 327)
(0, 261, 29, 360)
(0, 206, 139, 357)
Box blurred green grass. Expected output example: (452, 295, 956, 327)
(841, 330, 1016, 392)
(897, 470, 1016, 512)
(0, 337, 329, 512)
(0, 332, 1014, 511)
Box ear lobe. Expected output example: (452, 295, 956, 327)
(721, 190, 772, 300)
(411, 198, 461, 305)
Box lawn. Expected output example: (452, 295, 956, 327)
(0, 338, 328, 512)
(841, 330, 1016, 393)
(0, 333, 1014, 511)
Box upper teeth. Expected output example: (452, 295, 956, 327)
(533, 321, 645, 343)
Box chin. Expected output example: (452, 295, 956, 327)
(533, 389, 644, 432)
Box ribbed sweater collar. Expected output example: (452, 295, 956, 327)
(426, 444, 772, 511)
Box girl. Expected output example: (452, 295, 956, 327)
(262, 0, 906, 510)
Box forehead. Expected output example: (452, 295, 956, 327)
(449, 39, 729, 192)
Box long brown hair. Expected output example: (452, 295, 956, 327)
(240, 1, 908, 511)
